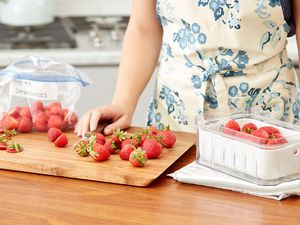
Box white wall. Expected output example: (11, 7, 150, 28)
(77, 66, 157, 127)
(53, 0, 131, 17)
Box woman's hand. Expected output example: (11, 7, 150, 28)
(75, 104, 134, 136)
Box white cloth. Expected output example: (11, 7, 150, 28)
(168, 162, 300, 200)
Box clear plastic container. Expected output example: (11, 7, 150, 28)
(196, 113, 300, 186)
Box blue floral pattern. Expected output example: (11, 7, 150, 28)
(161, 43, 173, 61)
(259, 20, 284, 50)
(156, 0, 174, 26)
(186, 47, 250, 80)
(147, 100, 166, 130)
(256, 0, 290, 50)
(197, 0, 241, 29)
(151, 84, 189, 126)
(255, 0, 271, 19)
(173, 19, 207, 49)
(269, 0, 281, 7)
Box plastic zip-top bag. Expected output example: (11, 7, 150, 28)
(0, 56, 91, 132)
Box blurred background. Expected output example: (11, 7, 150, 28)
(0, 0, 298, 127)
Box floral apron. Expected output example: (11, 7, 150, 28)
(147, 0, 300, 132)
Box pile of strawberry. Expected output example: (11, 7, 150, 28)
(0, 129, 24, 153)
(74, 126, 177, 167)
(223, 119, 287, 145)
(0, 101, 78, 133)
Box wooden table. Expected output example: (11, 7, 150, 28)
(0, 145, 299, 225)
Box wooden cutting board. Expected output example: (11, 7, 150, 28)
(0, 127, 195, 186)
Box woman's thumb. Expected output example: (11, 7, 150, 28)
(104, 118, 130, 135)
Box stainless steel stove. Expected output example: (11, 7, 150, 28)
(0, 19, 77, 49)
(0, 17, 128, 50)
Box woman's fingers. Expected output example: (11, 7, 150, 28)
(76, 111, 92, 136)
(104, 116, 130, 135)
(75, 104, 133, 136)
(89, 109, 102, 132)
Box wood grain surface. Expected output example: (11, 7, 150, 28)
(0, 146, 300, 225)
(0, 128, 195, 186)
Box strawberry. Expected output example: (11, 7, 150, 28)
(141, 139, 163, 159)
(89, 143, 110, 162)
(6, 108, 20, 119)
(158, 126, 176, 148)
(142, 126, 158, 135)
(18, 115, 33, 133)
(241, 123, 257, 134)
(6, 143, 23, 153)
(121, 138, 139, 149)
(95, 133, 106, 145)
(63, 109, 69, 118)
(272, 133, 282, 139)
(148, 126, 158, 135)
(0, 134, 9, 143)
(251, 128, 269, 144)
(135, 126, 158, 145)
(129, 148, 148, 167)
(134, 131, 156, 146)
(69, 112, 78, 126)
(47, 127, 63, 142)
(279, 138, 288, 144)
(0, 142, 7, 150)
(111, 128, 127, 151)
(224, 119, 240, 135)
(3, 116, 19, 130)
(31, 101, 44, 113)
(47, 115, 63, 130)
(0, 120, 4, 133)
(260, 126, 279, 136)
(2, 129, 17, 138)
(45, 110, 52, 118)
(62, 111, 78, 128)
(235, 131, 258, 143)
(119, 143, 135, 160)
(33, 112, 48, 131)
(266, 139, 279, 145)
(268, 133, 287, 145)
(54, 134, 68, 147)
(50, 106, 64, 118)
(20, 107, 32, 119)
(45, 102, 62, 110)
(267, 138, 287, 145)
(104, 140, 115, 154)
(16, 117, 21, 124)
(74, 140, 89, 157)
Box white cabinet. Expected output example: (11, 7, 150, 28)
(77, 66, 157, 127)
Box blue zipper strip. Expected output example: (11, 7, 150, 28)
(0, 70, 90, 87)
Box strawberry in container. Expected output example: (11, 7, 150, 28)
(0, 56, 91, 133)
(196, 113, 300, 186)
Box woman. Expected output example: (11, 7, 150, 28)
(75, 0, 300, 136)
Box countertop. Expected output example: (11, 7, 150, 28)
(0, 144, 300, 225)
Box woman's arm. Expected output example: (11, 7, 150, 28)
(112, 0, 162, 114)
(75, 0, 162, 136)
(293, 0, 300, 66)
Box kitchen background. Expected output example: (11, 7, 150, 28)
(0, 0, 298, 127)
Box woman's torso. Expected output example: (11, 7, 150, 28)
(147, 0, 299, 132)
